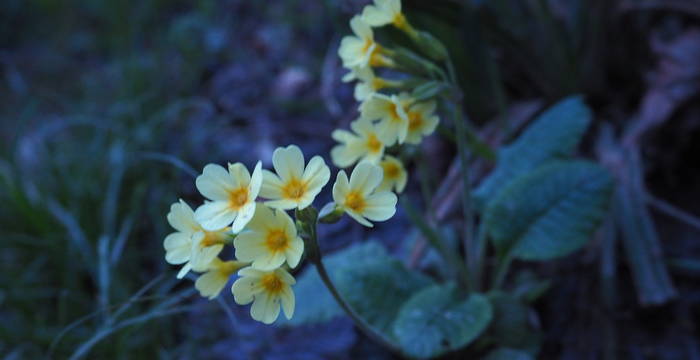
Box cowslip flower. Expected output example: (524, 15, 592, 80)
(195, 258, 249, 300)
(343, 67, 400, 101)
(259, 145, 330, 210)
(232, 267, 296, 324)
(377, 155, 408, 193)
(360, 92, 413, 145)
(405, 100, 439, 144)
(331, 118, 385, 168)
(338, 16, 394, 69)
(189, 227, 230, 272)
(194, 161, 262, 233)
(233, 205, 304, 270)
(164, 199, 227, 278)
(361, 0, 413, 32)
(331, 162, 398, 227)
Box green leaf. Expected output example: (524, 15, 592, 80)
(484, 160, 613, 260)
(474, 96, 591, 209)
(392, 284, 493, 359)
(285, 241, 433, 328)
(481, 348, 534, 360)
(482, 291, 541, 354)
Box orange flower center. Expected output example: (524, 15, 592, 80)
(282, 177, 307, 200)
(261, 273, 284, 294)
(408, 111, 423, 132)
(345, 191, 366, 212)
(200, 232, 225, 247)
(228, 187, 249, 210)
(265, 229, 289, 252)
(383, 162, 401, 179)
(366, 133, 382, 154)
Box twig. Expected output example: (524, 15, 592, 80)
(645, 193, 700, 231)
(313, 257, 403, 355)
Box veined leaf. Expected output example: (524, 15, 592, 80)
(392, 284, 493, 359)
(481, 291, 541, 354)
(285, 241, 433, 329)
(474, 96, 591, 209)
(484, 161, 613, 260)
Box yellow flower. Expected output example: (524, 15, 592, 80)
(331, 162, 398, 227)
(232, 267, 296, 324)
(331, 118, 385, 168)
(189, 226, 230, 272)
(164, 199, 229, 278)
(259, 145, 330, 210)
(233, 204, 304, 270)
(338, 16, 394, 69)
(194, 161, 262, 233)
(405, 100, 439, 144)
(377, 155, 407, 193)
(361, 0, 402, 26)
(362, 0, 418, 39)
(195, 258, 249, 300)
(164, 199, 199, 279)
(344, 67, 400, 101)
(360, 92, 412, 145)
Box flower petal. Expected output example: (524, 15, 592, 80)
(167, 200, 199, 233)
(272, 145, 304, 182)
(346, 209, 374, 227)
(349, 162, 383, 195)
(194, 201, 236, 231)
(332, 171, 350, 204)
(196, 164, 233, 201)
(195, 271, 229, 300)
(280, 286, 295, 320)
(285, 237, 304, 269)
(362, 191, 397, 221)
(260, 170, 284, 199)
(228, 162, 251, 189)
(231, 201, 256, 233)
(163, 233, 191, 264)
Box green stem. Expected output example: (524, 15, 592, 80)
(402, 200, 472, 291)
(492, 254, 513, 290)
(472, 224, 488, 291)
(313, 256, 403, 355)
(446, 91, 475, 292)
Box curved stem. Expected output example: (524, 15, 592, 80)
(313, 257, 403, 355)
(491, 254, 513, 290)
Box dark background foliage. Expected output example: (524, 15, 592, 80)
(1, 0, 699, 358)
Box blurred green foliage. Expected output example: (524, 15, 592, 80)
(0, 0, 345, 358)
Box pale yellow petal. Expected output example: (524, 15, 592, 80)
(349, 162, 383, 195)
(346, 209, 374, 227)
(195, 271, 229, 299)
(227, 162, 251, 189)
(166, 200, 199, 234)
(248, 161, 263, 199)
(163, 233, 191, 264)
(273, 145, 304, 183)
(332, 171, 350, 204)
(260, 170, 284, 199)
(231, 201, 256, 233)
(194, 201, 236, 231)
(362, 191, 397, 221)
(280, 286, 295, 320)
(196, 164, 233, 201)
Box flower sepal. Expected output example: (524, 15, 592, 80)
(318, 202, 345, 224)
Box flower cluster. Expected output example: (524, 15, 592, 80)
(162, 0, 445, 326)
(164, 146, 398, 323)
(333, 0, 440, 199)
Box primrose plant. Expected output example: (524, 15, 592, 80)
(163, 0, 614, 358)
